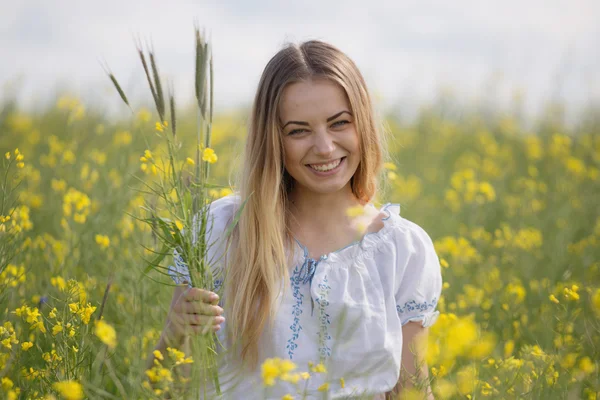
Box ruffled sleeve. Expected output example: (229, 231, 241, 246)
(167, 194, 240, 291)
(394, 217, 443, 328)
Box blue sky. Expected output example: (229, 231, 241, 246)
(1, 0, 599, 119)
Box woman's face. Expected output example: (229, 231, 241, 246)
(278, 78, 360, 197)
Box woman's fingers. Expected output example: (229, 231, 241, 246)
(183, 287, 219, 304)
(186, 314, 225, 327)
(175, 301, 223, 316)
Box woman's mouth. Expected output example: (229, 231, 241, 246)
(306, 157, 345, 174)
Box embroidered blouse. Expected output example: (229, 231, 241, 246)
(168, 194, 443, 399)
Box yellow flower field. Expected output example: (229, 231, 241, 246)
(1, 95, 599, 399)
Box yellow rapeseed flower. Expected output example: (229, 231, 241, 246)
(317, 382, 329, 392)
(52, 323, 63, 336)
(186, 157, 195, 165)
(53, 380, 84, 400)
(591, 288, 600, 314)
(202, 148, 218, 164)
(1, 377, 13, 390)
(345, 205, 365, 218)
(311, 363, 327, 373)
(578, 356, 595, 374)
(261, 358, 281, 386)
(21, 341, 33, 351)
(282, 395, 294, 400)
(153, 350, 164, 361)
(95, 234, 110, 249)
(95, 320, 116, 349)
(549, 294, 559, 304)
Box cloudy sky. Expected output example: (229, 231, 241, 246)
(1, 0, 599, 119)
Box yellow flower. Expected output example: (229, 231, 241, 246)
(345, 205, 365, 218)
(153, 350, 164, 361)
(53, 380, 84, 400)
(549, 294, 559, 304)
(592, 288, 600, 314)
(311, 363, 327, 373)
(261, 358, 281, 386)
(51, 277, 66, 291)
(95, 320, 117, 349)
(5, 152, 10, 160)
(21, 341, 33, 351)
(202, 148, 218, 164)
(383, 162, 397, 170)
(282, 395, 294, 400)
(317, 382, 329, 392)
(186, 157, 195, 165)
(579, 356, 595, 374)
(1, 377, 13, 390)
(52, 323, 63, 336)
(95, 234, 110, 249)
(340, 377, 345, 388)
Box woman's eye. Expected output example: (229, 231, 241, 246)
(288, 129, 305, 136)
(332, 120, 349, 128)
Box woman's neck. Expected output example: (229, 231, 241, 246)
(287, 184, 363, 234)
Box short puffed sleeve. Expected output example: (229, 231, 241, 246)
(394, 218, 443, 328)
(168, 194, 239, 291)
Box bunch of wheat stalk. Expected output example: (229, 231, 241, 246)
(107, 27, 230, 397)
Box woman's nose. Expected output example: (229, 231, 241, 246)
(312, 129, 335, 156)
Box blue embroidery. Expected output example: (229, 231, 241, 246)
(286, 262, 305, 359)
(396, 297, 438, 314)
(316, 275, 331, 361)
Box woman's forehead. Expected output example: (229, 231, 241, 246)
(278, 79, 350, 121)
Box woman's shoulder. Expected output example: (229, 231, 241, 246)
(209, 193, 241, 215)
(204, 193, 241, 238)
(377, 203, 437, 255)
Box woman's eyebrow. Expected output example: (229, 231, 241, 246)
(281, 110, 352, 129)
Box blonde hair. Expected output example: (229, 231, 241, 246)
(225, 40, 385, 367)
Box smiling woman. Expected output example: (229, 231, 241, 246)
(160, 40, 443, 399)
(279, 79, 360, 198)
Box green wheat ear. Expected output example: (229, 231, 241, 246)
(169, 92, 177, 137)
(101, 61, 132, 112)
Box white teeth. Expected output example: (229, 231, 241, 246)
(309, 158, 342, 172)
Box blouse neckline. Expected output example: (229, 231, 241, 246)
(291, 202, 401, 265)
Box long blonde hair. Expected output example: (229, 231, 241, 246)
(225, 40, 385, 367)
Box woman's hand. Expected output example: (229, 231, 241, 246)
(163, 285, 225, 345)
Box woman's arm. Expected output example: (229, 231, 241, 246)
(386, 322, 435, 399)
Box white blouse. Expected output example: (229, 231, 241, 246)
(168, 194, 443, 399)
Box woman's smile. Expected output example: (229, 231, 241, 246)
(306, 156, 346, 175)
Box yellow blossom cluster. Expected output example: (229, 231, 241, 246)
(12, 306, 46, 333)
(94, 320, 117, 349)
(202, 147, 218, 164)
(95, 234, 110, 249)
(68, 302, 97, 325)
(5, 148, 25, 168)
(166, 347, 193, 366)
(445, 169, 496, 211)
(53, 380, 84, 400)
(113, 130, 133, 146)
(62, 188, 91, 223)
(140, 149, 158, 175)
(208, 187, 233, 199)
(1, 206, 33, 233)
(0, 264, 26, 287)
(0, 322, 19, 350)
(155, 120, 169, 132)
